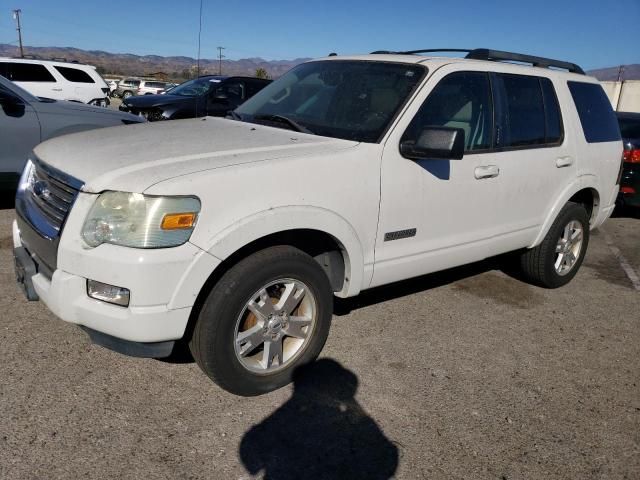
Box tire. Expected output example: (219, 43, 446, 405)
(122, 91, 133, 99)
(189, 246, 333, 396)
(519, 202, 590, 288)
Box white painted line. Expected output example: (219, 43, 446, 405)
(602, 231, 640, 292)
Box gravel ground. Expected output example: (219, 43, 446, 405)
(0, 200, 638, 480)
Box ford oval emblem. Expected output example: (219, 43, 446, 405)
(33, 180, 51, 200)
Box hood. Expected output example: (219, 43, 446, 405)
(123, 94, 195, 109)
(34, 98, 142, 122)
(34, 117, 357, 193)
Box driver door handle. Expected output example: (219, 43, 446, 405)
(52, 88, 63, 91)
(474, 165, 500, 179)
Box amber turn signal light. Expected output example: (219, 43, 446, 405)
(161, 212, 197, 230)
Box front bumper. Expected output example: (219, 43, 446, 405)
(12, 193, 221, 347)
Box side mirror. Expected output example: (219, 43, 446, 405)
(0, 89, 22, 106)
(400, 127, 465, 160)
(0, 89, 26, 117)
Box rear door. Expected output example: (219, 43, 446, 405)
(485, 72, 575, 240)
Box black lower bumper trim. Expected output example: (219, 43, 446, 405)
(80, 326, 176, 358)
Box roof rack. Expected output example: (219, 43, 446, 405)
(369, 48, 585, 75)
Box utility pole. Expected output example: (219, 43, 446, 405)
(217, 46, 225, 75)
(13, 9, 24, 58)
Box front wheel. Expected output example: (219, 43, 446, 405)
(122, 91, 133, 99)
(518, 202, 590, 288)
(189, 246, 333, 396)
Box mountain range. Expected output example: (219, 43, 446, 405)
(1, 44, 637, 82)
(0, 44, 310, 79)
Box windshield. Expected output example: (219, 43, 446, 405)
(235, 60, 427, 142)
(619, 116, 640, 139)
(168, 77, 221, 97)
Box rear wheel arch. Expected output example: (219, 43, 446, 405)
(531, 180, 601, 248)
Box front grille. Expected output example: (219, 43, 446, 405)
(15, 158, 84, 273)
(27, 161, 80, 233)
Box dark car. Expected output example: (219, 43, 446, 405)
(119, 75, 271, 121)
(617, 112, 640, 209)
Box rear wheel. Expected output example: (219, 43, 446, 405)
(518, 202, 590, 288)
(122, 91, 133, 99)
(189, 246, 333, 396)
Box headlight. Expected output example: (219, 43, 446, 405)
(82, 191, 200, 248)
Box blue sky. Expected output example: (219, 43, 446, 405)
(0, 0, 638, 70)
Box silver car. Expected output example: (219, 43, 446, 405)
(0, 75, 144, 190)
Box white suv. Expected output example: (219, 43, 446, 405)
(0, 57, 110, 106)
(137, 80, 171, 95)
(13, 49, 623, 396)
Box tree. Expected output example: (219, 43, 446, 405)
(255, 68, 270, 79)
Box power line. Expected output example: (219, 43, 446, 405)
(217, 46, 225, 75)
(196, 0, 203, 75)
(13, 9, 24, 58)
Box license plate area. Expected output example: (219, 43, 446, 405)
(14, 246, 39, 301)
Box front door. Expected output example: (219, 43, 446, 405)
(0, 85, 40, 179)
(372, 68, 504, 287)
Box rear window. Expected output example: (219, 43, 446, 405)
(568, 81, 621, 143)
(54, 66, 95, 83)
(0, 62, 55, 82)
(618, 116, 640, 139)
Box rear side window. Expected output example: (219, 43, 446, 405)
(496, 74, 546, 147)
(568, 81, 621, 143)
(0, 62, 55, 82)
(541, 78, 563, 144)
(54, 66, 95, 83)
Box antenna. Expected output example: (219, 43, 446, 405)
(217, 46, 225, 75)
(12, 9, 24, 58)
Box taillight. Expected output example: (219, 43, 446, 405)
(621, 186, 636, 194)
(623, 149, 640, 163)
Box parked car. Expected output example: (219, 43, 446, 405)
(114, 78, 140, 98)
(137, 80, 172, 95)
(616, 112, 640, 209)
(0, 75, 143, 191)
(0, 57, 110, 106)
(13, 49, 622, 396)
(104, 78, 119, 95)
(119, 75, 271, 121)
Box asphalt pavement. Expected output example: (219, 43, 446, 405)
(0, 199, 638, 480)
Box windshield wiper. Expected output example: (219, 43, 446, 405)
(253, 114, 314, 135)
(227, 110, 242, 120)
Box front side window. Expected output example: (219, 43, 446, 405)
(0, 62, 55, 82)
(214, 81, 245, 101)
(568, 81, 621, 143)
(402, 71, 493, 152)
(54, 66, 95, 83)
(235, 61, 427, 142)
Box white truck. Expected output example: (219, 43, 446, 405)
(13, 49, 623, 395)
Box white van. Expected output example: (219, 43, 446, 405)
(0, 58, 110, 106)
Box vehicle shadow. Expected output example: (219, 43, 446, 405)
(239, 358, 399, 480)
(335, 257, 505, 316)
